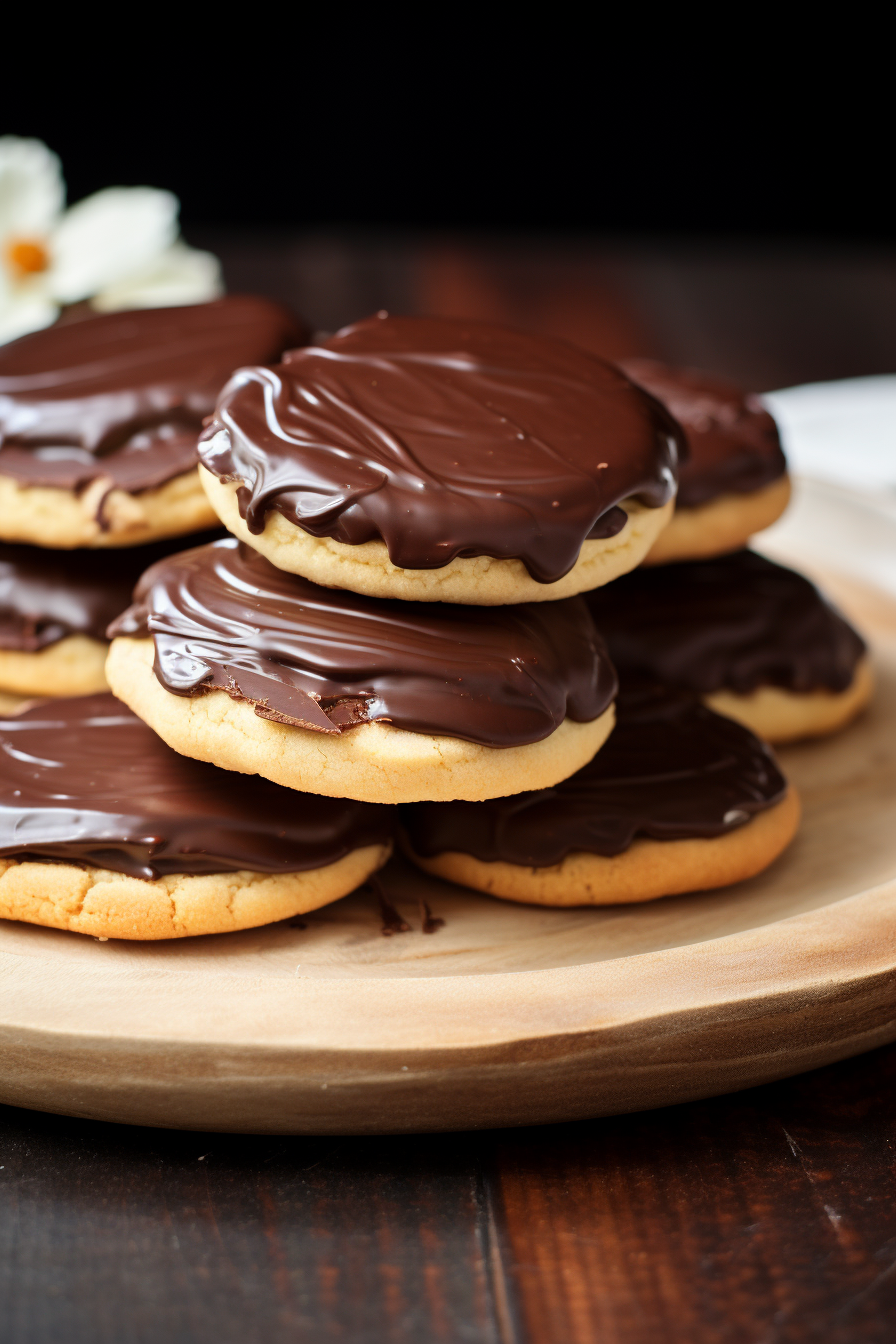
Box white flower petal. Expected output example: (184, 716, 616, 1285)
(47, 187, 179, 304)
(0, 136, 64, 239)
(0, 286, 59, 343)
(91, 241, 224, 312)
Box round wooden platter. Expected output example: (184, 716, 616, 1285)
(3, 573, 896, 1135)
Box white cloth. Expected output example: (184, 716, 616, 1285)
(763, 375, 896, 493)
(756, 375, 896, 596)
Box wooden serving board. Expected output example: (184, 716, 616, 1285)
(2, 570, 896, 1134)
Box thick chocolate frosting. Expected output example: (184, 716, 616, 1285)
(0, 531, 223, 652)
(0, 297, 308, 495)
(109, 537, 616, 747)
(0, 693, 392, 880)
(619, 359, 786, 507)
(200, 314, 681, 583)
(585, 550, 865, 696)
(403, 687, 787, 865)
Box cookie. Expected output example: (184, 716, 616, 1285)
(0, 693, 393, 939)
(198, 314, 680, 603)
(402, 689, 799, 906)
(0, 296, 308, 548)
(703, 665, 873, 745)
(106, 538, 618, 802)
(619, 359, 790, 564)
(0, 533, 221, 696)
(0, 689, 28, 713)
(585, 550, 871, 742)
(0, 467, 219, 550)
(644, 476, 792, 566)
(200, 470, 674, 606)
(0, 635, 109, 697)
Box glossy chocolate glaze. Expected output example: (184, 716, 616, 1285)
(403, 687, 787, 865)
(200, 314, 681, 584)
(585, 550, 865, 696)
(109, 537, 617, 747)
(0, 297, 308, 495)
(0, 531, 223, 652)
(619, 359, 786, 507)
(0, 693, 392, 881)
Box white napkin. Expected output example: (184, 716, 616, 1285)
(756, 375, 896, 595)
(762, 375, 896, 493)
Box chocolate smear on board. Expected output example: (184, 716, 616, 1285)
(361, 873, 411, 936)
(418, 898, 445, 934)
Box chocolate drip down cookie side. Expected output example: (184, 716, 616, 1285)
(586, 550, 872, 743)
(619, 359, 790, 564)
(0, 694, 393, 939)
(0, 297, 308, 549)
(198, 314, 680, 604)
(401, 688, 799, 906)
(105, 538, 618, 804)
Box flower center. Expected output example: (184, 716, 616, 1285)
(4, 237, 50, 277)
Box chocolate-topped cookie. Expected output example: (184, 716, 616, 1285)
(402, 687, 799, 906)
(619, 359, 790, 564)
(585, 550, 872, 742)
(198, 314, 680, 604)
(0, 531, 222, 697)
(0, 297, 308, 549)
(0, 693, 393, 939)
(106, 537, 618, 803)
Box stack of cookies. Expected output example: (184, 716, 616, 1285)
(0, 296, 304, 709)
(0, 300, 392, 938)
(0, 312, 871, 938)
(589, 360, 872, 745)
(403, 352, 869, 906)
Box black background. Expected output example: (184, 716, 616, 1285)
(1, 32, 886, 237)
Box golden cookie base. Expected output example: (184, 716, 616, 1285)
(0, 468, 218, 549)
(106, 635, 615, 803)
(0, 843, 391, 940)
(200, 464, 674, 604)
(403, 789, 800, 907)
(0, 634, 109, 697)
(704, 657, 873, 743)
(643, 475, 791, 565)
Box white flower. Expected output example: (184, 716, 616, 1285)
(0, 135, 223, 345)
(91, 240, 224, 313)
(0, 137, 63, 343)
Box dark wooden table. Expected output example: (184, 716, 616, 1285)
(3, 233, 896, 1344)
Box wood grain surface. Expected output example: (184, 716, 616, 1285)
(3, 234, 896, 1341)
(3, 1046, 896, 1343)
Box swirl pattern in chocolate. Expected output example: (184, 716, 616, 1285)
(585, 550, 865, 696)
(199, 314, 681, 584)
(0, 297, 309, 495)
(109, 537, 617, 747)
(619, 359, 786, 507)
(0, 532, 223, 652)
(0, 693, 392, 881)
(402, 687, 787, 865)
